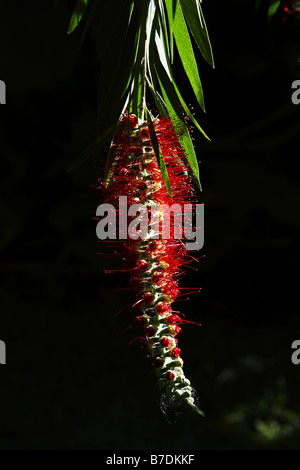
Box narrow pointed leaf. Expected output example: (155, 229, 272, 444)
(104, 143, 120, 186)
(164, 0, 205, 111)
(147, 78, 168, 116)
(163, 0, 175, 64)
(179, 0, 214, 68)
(170, 67, 210, 139)
(147, 113, 173, 199)
(145, 0, 157, 87)
(154, 0, 170, 60)
(155, 58, 201, 190)
(155, 25, 171, 80)
(130, 67, 142, 119)
(153, 14, 208, 141)
(68, 0, 89, 34)
(267, 0, 281, 21)
(154, 51, 210, 140)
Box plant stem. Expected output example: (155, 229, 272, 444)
(139, 25, 148, 122)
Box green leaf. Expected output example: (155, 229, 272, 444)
(145, 0, 158, 88)
(154, 52, 183, 116)
(147, 78, 168, 116)
(104, 142, 120, 186)
(179, 0, 214, 68)
(130, 67, 142, 119)
(154, 48, 209, 140)
(147, 113, 173, 199)
(164, 0, 205, 111)
(155, 16, 172, 81)
(155, 57, 201, 190)
(68, 0, 89, 34)
(159, 0, 175, 63)
(67, 124, 117, 173)
(154, 0, 170, 60)
(267, 0, 281, 22)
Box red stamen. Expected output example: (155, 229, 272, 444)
(160, 337, 172, 348)
(166, 371, 175, 381)
(171, 347, 181, 358)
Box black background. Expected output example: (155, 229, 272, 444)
(0, 0, 300, 450)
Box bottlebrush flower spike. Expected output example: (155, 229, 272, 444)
(100, 112, 204, 417)
(66, 0, 214, 419)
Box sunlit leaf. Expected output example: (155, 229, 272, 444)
(268, 0, 281, 22)
(164, 0, 205, 111)
(68, 0, 89, 34)
(154, 49, 209, 140)
(145, 0, 157, 88)
(155, 56, 201, 190)
(155, 20, 172, 81)
(147, 78, 168, 116)
(147, 112, 173, 199)
(179, 0, 214, 67)
(154, 0, 170, 60)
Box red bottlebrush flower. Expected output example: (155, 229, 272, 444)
(166, 371, 176, 382)
(135, 260, 149, 273)
(171, 325, 182, 336)
(145, 326, 157, 338)
(142, 292, 155, 305)
(171, 347, 181, 359)
(156, 302, 172, 315)
(100, 112, 202, 416)
(166, 314, 181, 325)
(160, 337, 172, 348)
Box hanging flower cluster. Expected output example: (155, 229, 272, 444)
(100, 113, 203, 416)
(66, 0, 215, 419)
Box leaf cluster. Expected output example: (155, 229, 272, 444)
(66, 0, 214, 192)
